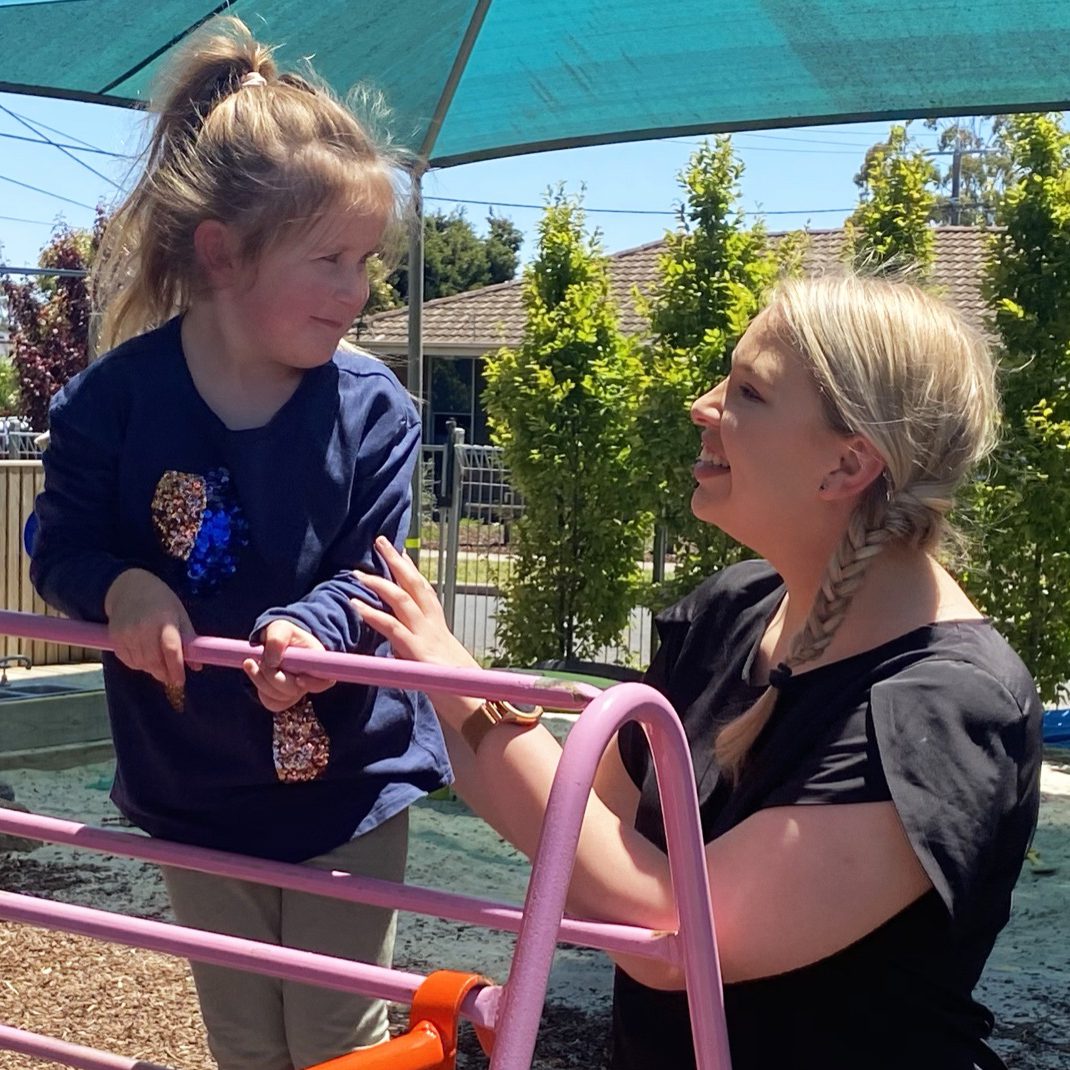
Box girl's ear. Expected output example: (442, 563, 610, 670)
(819, 435, 886, 501)
(193, 220, 242, 286)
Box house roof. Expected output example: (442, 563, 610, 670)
(354, 226, 996, 356)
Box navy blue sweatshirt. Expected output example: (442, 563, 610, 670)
(32, 316, 451, 862)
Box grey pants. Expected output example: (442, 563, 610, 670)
(163, 810, 408, 1070)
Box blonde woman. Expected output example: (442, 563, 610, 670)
(357, 275, 1042, 1070)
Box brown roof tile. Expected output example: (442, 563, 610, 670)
(354, 226, 995, 353)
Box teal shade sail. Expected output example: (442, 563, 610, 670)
(1, 1, 1068, 167)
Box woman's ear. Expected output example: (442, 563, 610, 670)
(819, 435, 886, 500)
(193, 219, 241, 287)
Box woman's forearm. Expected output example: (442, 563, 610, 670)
(444, 717, 679, 932)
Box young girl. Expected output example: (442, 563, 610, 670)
(30, 17, 450, 1070)
(357, 274, 1043, 1070)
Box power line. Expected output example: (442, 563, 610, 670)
(426, 196, 674, 216)
(805, 125, 915, 138)
(664, 135, 860, 154)
(740, 130, 896, 149)
(1, 107, 112, 151)
(0, 173, 96, 211)
(751, 206, 852, 216)
(0, 104, 121, 189)
(732, 142, 861, 155)
(0, 181, 850, 228)
(0, 130, 130, 158)
(0, 214, 55, 226)
(424, 195, 851, 218)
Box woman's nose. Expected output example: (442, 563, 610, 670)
(691, 378, 727, 425)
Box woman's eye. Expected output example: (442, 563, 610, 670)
(320, 253, 341, 263)
(733, 381, 762, 402)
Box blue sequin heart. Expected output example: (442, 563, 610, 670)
(152, 467, 249, 594)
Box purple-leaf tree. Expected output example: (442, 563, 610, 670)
(1, 212, 104, 431)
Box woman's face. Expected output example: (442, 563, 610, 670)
(690, 310, 854, 557)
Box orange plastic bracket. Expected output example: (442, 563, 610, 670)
(307, 970, 492, 1070)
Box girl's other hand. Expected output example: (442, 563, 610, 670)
(351, 536, 479, 671)
(243, 620, 335, 713)
(104, 569, 199, 687)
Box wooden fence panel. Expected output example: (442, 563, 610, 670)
(0, 461, 98, 666)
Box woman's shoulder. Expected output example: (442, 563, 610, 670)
(647, 560, 781, 678)
(865, 622, 1043, 926)
(658, 558, 781, 629)
(872, 621, 1042, 730)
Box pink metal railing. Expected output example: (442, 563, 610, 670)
(0, 608, 731, 1070)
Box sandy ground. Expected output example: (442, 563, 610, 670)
(0, 753, 1067, 1069)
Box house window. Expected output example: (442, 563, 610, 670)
(429, 356, 490, 446)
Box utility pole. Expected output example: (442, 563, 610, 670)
(950, 143, 963, 226)
(406, 175, 425, 569)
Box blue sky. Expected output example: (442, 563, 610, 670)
(0, 90, 956, 272)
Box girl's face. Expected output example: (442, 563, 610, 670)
(690, 310, 855, 557)
(226, 205, 384, 370)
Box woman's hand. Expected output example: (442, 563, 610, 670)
(104, 568, 199, 687)
(351, 536, 479, 672)
(243, 620, 335, 713)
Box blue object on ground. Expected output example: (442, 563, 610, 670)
(1043, 709, 1070, 745)
(22, 512, 37, 556)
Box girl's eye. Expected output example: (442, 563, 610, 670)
(320, 253, 341, 263)
(740, 384, 762, 401)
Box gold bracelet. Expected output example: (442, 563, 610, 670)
(460, 698, 545, 754)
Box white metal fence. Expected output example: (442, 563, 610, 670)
(0, 419, 42, 460)
(424, 428, 652, 669)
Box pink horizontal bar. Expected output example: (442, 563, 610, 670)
(0, 890, 501, 1031)
(0, 610, 601, 709)
(0, 808, 673, 961)
(0, 1024, 173, 1070)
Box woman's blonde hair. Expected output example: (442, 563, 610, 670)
(92, 16, 407, 352)
(715, 273, 999, 778)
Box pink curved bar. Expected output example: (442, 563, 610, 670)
(491, 682, 730, 1070)
(0, 611, 731, 1069)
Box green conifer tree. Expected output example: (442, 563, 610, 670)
(482, 191, 647, 664)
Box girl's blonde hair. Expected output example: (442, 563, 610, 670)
(93, 16, 406, 352)
(715, 273, 999, 778)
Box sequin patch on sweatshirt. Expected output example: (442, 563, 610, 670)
(151, 472, 205, 561)
(273, 697, 331, 782)
(151, 468, 249, 594)
(163, 682, 185, 712)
